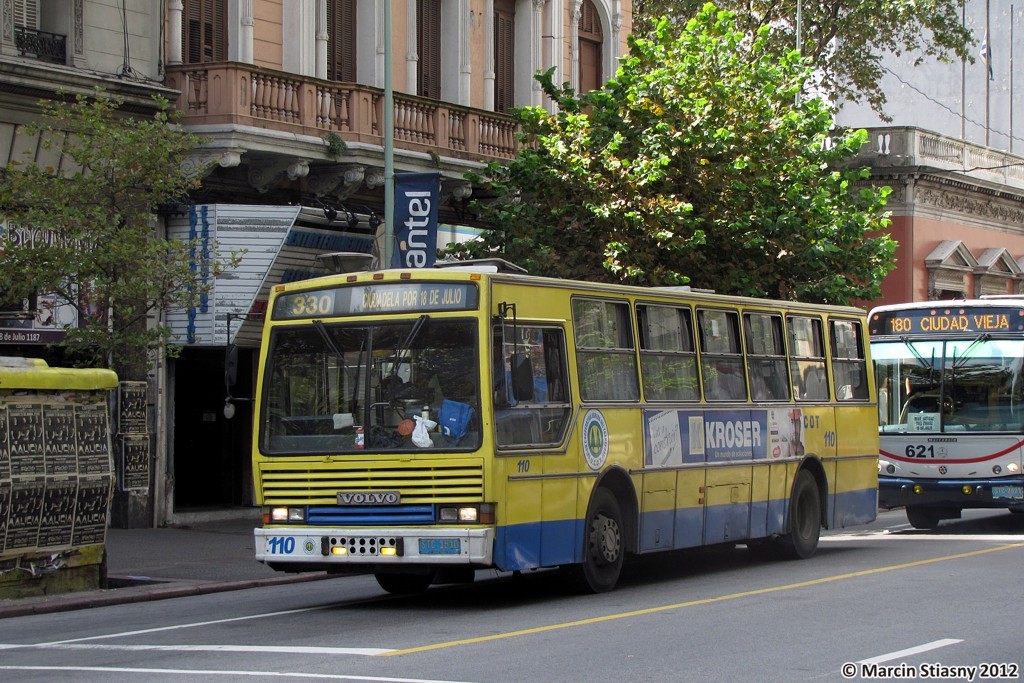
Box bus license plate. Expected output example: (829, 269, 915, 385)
(419, 538, 461, 555)
(992, 485, 1024, 500)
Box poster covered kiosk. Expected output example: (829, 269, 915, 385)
(0, 357, 118, 598)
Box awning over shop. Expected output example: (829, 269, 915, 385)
(166, 204, 375, 348)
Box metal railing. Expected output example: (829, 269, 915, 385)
(14, 26, 66, 65)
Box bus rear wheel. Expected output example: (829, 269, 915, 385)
(778, 470, 821, 560)
(374, 570, 435, 595)
(568, 488, 624, 593)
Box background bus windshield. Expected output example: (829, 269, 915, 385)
(872, 338, 1024, 433)
(260, 319, 480, 453)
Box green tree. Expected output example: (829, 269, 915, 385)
(633, 0, 974, 119)
(0, 91, 226, 379)
(456, 5, 895, 305)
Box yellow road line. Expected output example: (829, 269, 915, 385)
(382, 542, 1024, 657)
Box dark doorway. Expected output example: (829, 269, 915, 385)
(172, 347, 254, 509)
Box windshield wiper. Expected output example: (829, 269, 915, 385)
(900, 336, 931, 368)
(389, 315, 429, 381)
(951, 332, 991, 370)
(313, 320, 345, 360)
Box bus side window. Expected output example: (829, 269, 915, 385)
(788, 315, 827, 403)
(698, 308, 747, 402)
(637, 304, 699, 402)
(830, 319, 869, 401)
(743, 312, 790, 401)
(493, 325, 572, 447)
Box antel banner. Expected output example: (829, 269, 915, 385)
(392, 172, 440, 269)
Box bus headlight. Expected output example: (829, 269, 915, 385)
(270, 507, 305, 522)
(962, 485, 974, 495)
(437, 503, 495, 524)
(1008, 462, 1020, 473)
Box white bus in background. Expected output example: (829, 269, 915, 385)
(869, 299, 1024, 529)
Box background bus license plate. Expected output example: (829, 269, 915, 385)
(992, 485, 1024, 500)
(420, 538, 460, 555)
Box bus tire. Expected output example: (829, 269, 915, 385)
(568, 488, 624, 593)
(778, 470, 821, 560)
(905, 505, 943, 530)
(374, 570, 435, 595)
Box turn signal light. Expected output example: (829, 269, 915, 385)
(913, 485, 923, 495)
(962, 485, 973, 495)
(331, 546, 348, 555)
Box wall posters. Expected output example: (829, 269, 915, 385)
(0, 395, 114, 558)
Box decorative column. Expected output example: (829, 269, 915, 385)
(611, 0, 622, 67)
(483, 0, 495, 111)
(569, 0, 581, 94)
(406, 0, 418, 93)
(316, 0, 328, 79)
(459, 0, 471, 105)
(168, 0, 184, 65)
(240, 0, 255, 64)
(531, 0, 545, 106)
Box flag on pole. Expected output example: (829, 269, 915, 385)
(981, 31, 994, 80)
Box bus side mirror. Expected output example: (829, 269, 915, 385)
(511, 353, 534, 402)
(225, 344, 239, 388)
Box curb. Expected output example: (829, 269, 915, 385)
(0, 572, 336, 619)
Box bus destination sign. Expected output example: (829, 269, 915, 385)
(273, 282, 479, 320)
(870, 306, 1024, 336)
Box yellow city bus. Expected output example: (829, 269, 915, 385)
(252, 264, 878, 593)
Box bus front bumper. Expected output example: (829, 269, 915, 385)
(255, 526, 494, 569)
(878, 476, 1024, 509)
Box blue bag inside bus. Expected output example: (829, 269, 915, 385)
(439, 399, 474, 444)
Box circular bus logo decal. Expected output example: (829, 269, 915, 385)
(582, 409, 609, 471)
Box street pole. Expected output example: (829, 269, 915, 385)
(795, 0, 802, 106)
(383, 0, 395, 269)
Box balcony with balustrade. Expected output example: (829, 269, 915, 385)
(164, 62, 520, 191)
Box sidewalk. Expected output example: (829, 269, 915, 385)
(0, 509, 330, 619)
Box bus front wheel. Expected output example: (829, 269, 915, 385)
(568, 488, 624, 593)
(778, 470, 821, 560)
(375, 570, 435, 595)
(905, 505, 945, 530)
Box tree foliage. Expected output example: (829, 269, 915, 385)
(455, 5, 895, 305)
(633, 0, 974, 118)
(0, 91, 226, 379)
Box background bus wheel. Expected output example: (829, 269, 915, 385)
(375, 570, 435, 595)
(568, 488, 624, 593)
(779, 470, 820, 560)
(905, 505, 943, 530)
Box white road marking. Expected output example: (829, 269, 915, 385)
(0, 666, 476, 682)
(38, 604, 329, 645)
(822, 532, 1024, 542)
(858, 638, 963, 665)
(0, 643, 392, 655)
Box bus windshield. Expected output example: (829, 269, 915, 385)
(872, 337, 1024, 433)
(260, 318, 480, 454)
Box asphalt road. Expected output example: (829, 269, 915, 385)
(0, 507, 1022, 683)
